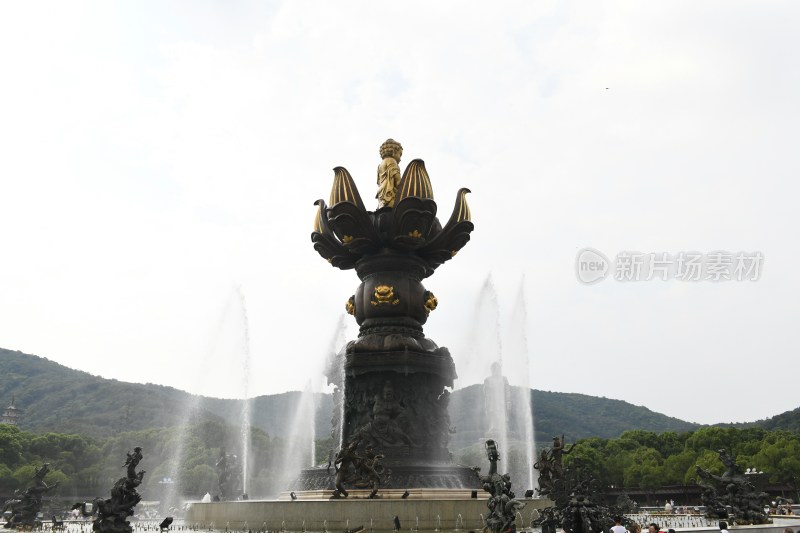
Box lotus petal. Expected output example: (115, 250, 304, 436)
(390, 197, 437, 249)
(329, 166, 366, 209)
(396, 159, 434, 202)
(417, 188, 474, 273)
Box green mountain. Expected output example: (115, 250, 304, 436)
(0, 347, 744, 447)
(0, 348, 332, 439)
(746, 406, 800, 432)
(447, 384, 698, 449)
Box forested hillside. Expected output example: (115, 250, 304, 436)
(0, 348, 331, 438)
(751, 407, 800, 432)
(448, 384, 698, 449)
(1, 349, 701, 446)
(3, 347, 797, 449)
(563, 426, 800, 492)
(4, 422, 799, 503)
(3, 348, 800, 502)
(0, 419, 293, 501)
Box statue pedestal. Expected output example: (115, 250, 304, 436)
(294, 342, 477, 491)
(186, 495, 553, 533)
(337, 346, 456, 463)
(290, 463, 481, 491)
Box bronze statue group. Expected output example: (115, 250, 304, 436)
(2, 448, 146, 533)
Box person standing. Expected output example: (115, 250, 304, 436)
(611, 517, 627, 533)
(719, 521, 730, 533)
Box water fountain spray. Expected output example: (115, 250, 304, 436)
(235, 285, 252, 496)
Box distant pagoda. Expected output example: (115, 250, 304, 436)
(2, 396, 22, 426)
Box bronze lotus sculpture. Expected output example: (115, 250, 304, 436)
(305, 139, 476, 491)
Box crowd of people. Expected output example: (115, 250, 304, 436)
(774, 503, 796, 515)
(653, 498, 796, 517)
(614, 519, 795, 533)
(610, 516, 800, 533)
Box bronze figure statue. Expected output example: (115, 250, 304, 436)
(376, 139, 403, 208)
(333, 439, 360, 497)
(331, 438, 390, 498)
(551, 434, 576, 476)
(717, 448, 741, 478)
(123, 447, 143, 479)
(475, 440, 525, 533)
(215, 448, 243, 501)
(3, 463, 60, 529)
(534, 435, 576, 498)
(356, 380, 415, 448)
(93, 448, 145, 533)
(532, 436, 620, 533)
(695, 449, 770, 525)
(533, 448, 556, 497)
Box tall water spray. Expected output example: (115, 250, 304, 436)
(467, 275, 509, 451)
(161, 287, 247, 508)
(508, 277, 536, 492)
(283, 381, 318, 477)
(276, 316, 348, 493)
(459, 274, 537, 493)
(328, 314, 349, 451)
(235, 285, 252, 495)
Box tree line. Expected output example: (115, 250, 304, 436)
(3, 423, 800, 502)
(0, 420, 332, 501)
(563, 427, 800, 492)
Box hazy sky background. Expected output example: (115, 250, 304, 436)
(1, 1, 798, 426)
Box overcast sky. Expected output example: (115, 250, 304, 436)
(1, 1, 798, 426)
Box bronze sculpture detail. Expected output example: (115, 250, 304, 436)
(423, 291, 438, 314)
(376, 139, 403, 208)
(215, 448, 243, 501)
(475, 440, 525, 533)
(532, 436, 621, 533)
(93, 449, 145, 533)
(695, 449, 770, 525)
(3, 463, 60, 529)
(355, 380, 415, 449)
(332, 438, 389, 498)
